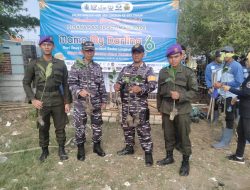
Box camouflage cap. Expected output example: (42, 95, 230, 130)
(166, 43, 182, 57)
(82, 41, 95, 50)
(131, 43, 145, 53)
(39, 36, 54, 45)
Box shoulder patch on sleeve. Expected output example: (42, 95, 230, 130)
(246, 82, 250, 88)
(147, 75, 156, 81)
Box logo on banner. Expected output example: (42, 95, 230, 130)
(81, 2, 133, 13)
(144, 36, 156, 53)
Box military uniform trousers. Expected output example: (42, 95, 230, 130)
(162, 113, 191, 156)
(73, 99, 103, 145)
(39, 104, 66, 147)
(121, 105, 153, 153)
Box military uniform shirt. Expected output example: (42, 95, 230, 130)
(157, 64, 198, 114)
(68, 59, 107, 104)
(23, 57, 72, 106)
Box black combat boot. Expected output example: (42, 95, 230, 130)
(77, 143, 85, 161)
(156, 151, 174, 166)
(93, 142, 106, 157)
(145, 152, 153, 167)
(117, 145, 134, 156)
(39, 147, 49, 162)
(179, 155, 190, 176)
(58, 145, 69, 160)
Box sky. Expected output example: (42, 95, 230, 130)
(20, 0, 40, 42)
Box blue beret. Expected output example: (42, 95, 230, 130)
(131, 43, 144, 53)
(82, 41, 95, 50)
(39, 36, 54, 45)
(166, 43, 182, 57)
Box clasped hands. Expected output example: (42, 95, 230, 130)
(213, 82, 230, 91)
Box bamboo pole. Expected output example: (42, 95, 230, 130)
(209, 70, 218, 125)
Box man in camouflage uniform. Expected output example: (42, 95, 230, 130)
(23, 36, 72, 162)
(114, 44, 157, 166)
(68, 41, 107, 161)
(157, 44, 198, 176)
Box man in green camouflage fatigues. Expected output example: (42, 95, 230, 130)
(157, 44, 198, 176)
(23, 36, 72, 161)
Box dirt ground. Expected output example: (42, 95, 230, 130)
(0, 107, 250, 190)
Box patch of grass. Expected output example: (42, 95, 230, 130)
(27, 109, 37, 120)
(0, 151, 54, 190)
(1, 113, 250, 190)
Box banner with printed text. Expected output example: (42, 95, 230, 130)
(40, 0, 179, 73)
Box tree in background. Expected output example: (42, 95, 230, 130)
(178, 0, 250, 55)
(0, 0, 39, 38)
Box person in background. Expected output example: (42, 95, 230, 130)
(181, 45, 188, 66)
(212, 46, 244, 149)
(238, 52, 250, 145)
(222, 51, 250, 163)
(205, 50, 223, 122)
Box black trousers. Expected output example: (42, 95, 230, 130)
(38, 104, 66, 147)
(225, 97, 236, 129)
(236, 117, 250, 157)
